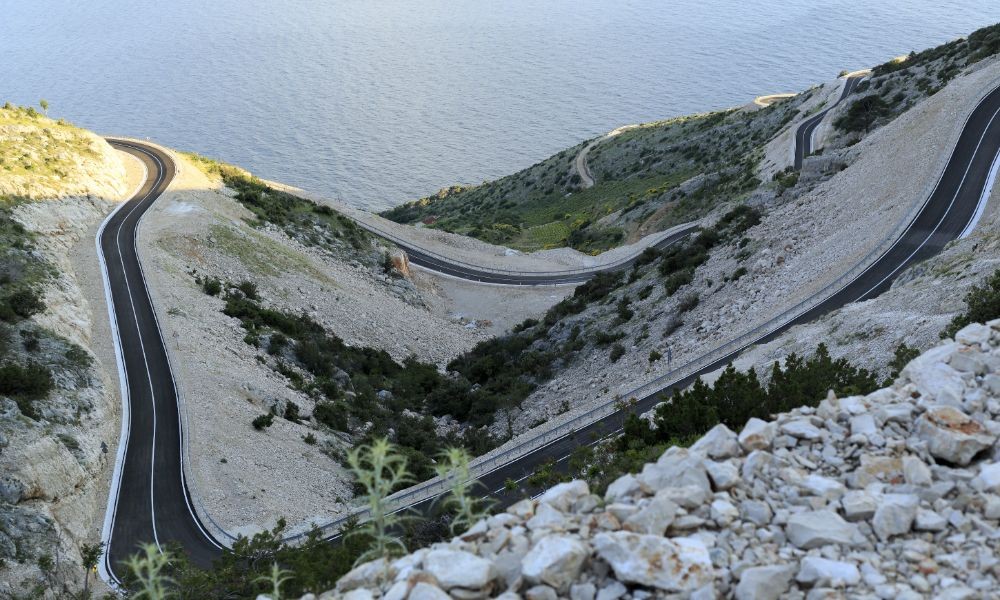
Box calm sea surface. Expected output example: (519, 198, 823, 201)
(2, 1, 998, 210)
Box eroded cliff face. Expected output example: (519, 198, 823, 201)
(0, 106, 128, 596)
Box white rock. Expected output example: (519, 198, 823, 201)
(690, 424, 742, 459)
(876, 401, 914, 424)
(734, 564, 796, 600)
(408, 583, 450, 600)
(973, 462, 1000, 493)
(570, 583, 596, 600)
(537, 480, 589, 512)
(710, 499, 739, 526)
(903, 349, 965, 406)
(739, 418, 776, 451)
(521, 535, 588, 592)
(637, 449, 710, 493)
(799, 474, 846, 500)
(796, 556, 861, 586)
(525, 586, 558, 600)
(593, 531, 712, 591)
(786, 510, 862, 549)
(595, 580, 627, 600)
(741, 499, 773, 526)
(623, 494, 678, 535)
(705, 460, 741, 491)
(983, 495, 1000, 520)
(654, 485, 710, 509)
(914, 508, 947, 531)
(342, 590, 375, 600)
(955, 323, 992, 346)
(916, 405, 997, 466)
(423, 548, 495, 590)
(902, 456, 933, 486)
(850, 413, 878, 437)
(527, 503, 567, 531)
(781, 418, 823, 441)
(336, 559, 390, 591)
(604, 474, 640, 503)
(872, 494, 919, 540)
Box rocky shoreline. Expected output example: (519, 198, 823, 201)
(313, 319, 1000, 600)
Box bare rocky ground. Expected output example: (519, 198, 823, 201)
(136, 150, 568, 536)
(482, 54, 1000, 446)
(314, 320, 1000, 600)
(0, 119, 131, 596)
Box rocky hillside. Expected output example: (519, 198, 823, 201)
(320, 320, 1000, 600)
(0, 105, 129, 596)
(0, 103, 126, 200)
(381, 86, 807, 254)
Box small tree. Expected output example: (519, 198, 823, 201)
(39, 99, 49, 116)
(125, 544, 174, 599)
(435, 448, 493, 534)
(346, 438, 413, 567)
(79, 541, 104, 596)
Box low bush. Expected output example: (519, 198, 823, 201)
(202, 277, 222, 296)
(942, 268, 1000, 338)
(252, 413, 274, 430)
(609, 344, 626, 362)
(0, 361, 54, 419)
(835, 95, 892, 133)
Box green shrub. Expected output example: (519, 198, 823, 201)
(676, 293, 699, 313)
(942, 269, 1000, 338)
(649, 350, 662, 363)
(314, 401, 349, 432)
(252, 413, 274, 430)
(835, 95, 892, 132)
(887, 343, 920, 382)
(2, 288, 45, 321)
(202, 277, 223, 296)
(609, 344, 626, 362)
(0, 361, 54, 419)
(236, 280, 259, 300)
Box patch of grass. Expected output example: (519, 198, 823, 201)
(382, 93, 795, 252)
(207, 224, 319, 279)
(0, 104, 100, 193)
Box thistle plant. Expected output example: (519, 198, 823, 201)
(125, 544, 174, 599)
(346, 437, 413, 566)
(254, 562, 294, 600)
(436, 447, 493, 534)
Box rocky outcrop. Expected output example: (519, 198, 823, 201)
(0, 120, 128, 594)
(311, 320, 1000, 599)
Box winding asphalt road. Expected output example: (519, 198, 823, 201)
(99, 79, 1000, 582)
(794, 75, 865, 169)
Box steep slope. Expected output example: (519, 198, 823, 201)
(382, 93, 808, 254)
(0, 104, 130, 596)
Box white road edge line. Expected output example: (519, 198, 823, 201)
(112, 149, 167, 556)
(97, 153, 147, 587)
(960, 135, 1000, 239)
(125, 142, 228, 549)
(857, 100, 1000, 300)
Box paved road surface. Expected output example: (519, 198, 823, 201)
(794, 76, 865, 170)
(98, 79, 1000, 581)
